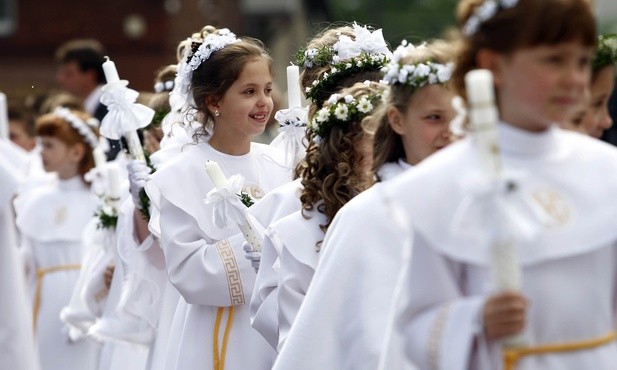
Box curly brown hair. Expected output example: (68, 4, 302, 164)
(299, 82, 385, 250)
(36, 109, 99, 181)
(452, 0, 596, 100)
(372, 39, 455, 178)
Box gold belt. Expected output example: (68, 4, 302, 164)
(32, 264, 81, 331)
(503, 331, 617, 370)
(213, 306, 235, 370)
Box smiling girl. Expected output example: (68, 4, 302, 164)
(145, 27, 290, 370)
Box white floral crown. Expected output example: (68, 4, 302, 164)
(462, 0, 519, 36)
(53, 106, 100, 149)
(176, 29, 240, 99)
(297, 23, 392, 102)
(310, 83, 385, 142)
(382, 41, 454, 88)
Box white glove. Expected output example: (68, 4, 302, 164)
(127, 160, 152, 208)
(243, 242, 261, 273)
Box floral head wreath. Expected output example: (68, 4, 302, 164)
(462, 0, 519, 36)
(309, 83, 385, 142)
(53, 106, 100, 149)
(176, 28, 240, 102)
(593, 33, 617, 71)
(297, 23, 392, 103)
(382, 40, 454, 89)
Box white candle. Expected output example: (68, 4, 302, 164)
(465, 69, 501, 177)
(205, 161, 228, 189)
(102, 56, 120, 84)
(286, 65, 302, 109)
(126, 130, 146, 161)
(107, 163, 121, 201)
(204, 161, 264, 252)
(92, 147, 106, 169)
(0, 92, 7, 140)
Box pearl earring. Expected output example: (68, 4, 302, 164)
(214, 110, 220, 117)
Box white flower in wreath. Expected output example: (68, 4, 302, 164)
(437, 63, 453, 82)
(344, 95, 354, 103)
(346, 63, 353, 69)
(357, 97, 374, 113)
(315, 108, 330, 123)
(331, 67, 338, 74)
(429, 73, 438, 84)
(414, 63, 431, 78)
(398, 68, 409, 84)
(327, 93, 341, 105)
(334, 104, 349, 121)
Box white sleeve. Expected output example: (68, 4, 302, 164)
(249, 231, 281, 350)
(159, 196, 256, 307)
(399, 233, 491, 370)
(277, 242, 314, 351)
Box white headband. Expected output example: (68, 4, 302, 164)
(53, 106, 99, 149)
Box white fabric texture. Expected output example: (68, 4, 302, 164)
(145, 141, 290, 370)
(15, 176, 100, 370)
(0, 154, 39, 370)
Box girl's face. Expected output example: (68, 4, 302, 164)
(39, 136, 82, 179)
(211, 57, 273, 141)
(580, 65, 615, 138)
(389, 84, 455, 165)
(492, 41, 593, 132)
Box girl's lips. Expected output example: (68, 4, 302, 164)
(250, 112, 269, 121)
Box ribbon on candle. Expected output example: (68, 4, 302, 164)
(270, 107, 308, 168)
(203, 161, 264, 252)
(99, 56, 153, 162)
(100, 87, 153, 140)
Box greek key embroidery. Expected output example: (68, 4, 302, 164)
(215, 239, 245, 305)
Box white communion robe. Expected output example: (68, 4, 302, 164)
(15, 175, 100, 370)
(0, 153, 39, 370)
(248, 178, 303, 349)
(146, 141, 290, 370)
(314, 123, 617, 370)
(270, 209, 326, 351)
(271, 162, 415, 370)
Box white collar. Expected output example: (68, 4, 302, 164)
(58, 175, 87, 191)
(498, 122, 559, 158)
(84, 85, 104, 115)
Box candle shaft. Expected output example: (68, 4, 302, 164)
(286, 65, 302, 109)
(0, 93, 8, 140)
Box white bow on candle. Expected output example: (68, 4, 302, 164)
(100, 87, 154, 140)
(203, 161, 264, 252)
(99, 56, 154, 161)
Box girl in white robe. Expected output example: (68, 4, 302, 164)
(144, 26, 290, 370)
(0, 152, 39, 370)
(282, 1, 612, 370)
(15, 108, 101, 370)
(271, 39, 457, 370)
(248, 23, 392, 350)
(271, 82, 386, 352)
